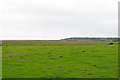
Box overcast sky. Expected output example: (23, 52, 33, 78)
(0, 0, 119, 40)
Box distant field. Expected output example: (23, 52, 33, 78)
(2, 40, 118, 78)
(2, 40, 112, 46)
(0, 40, 2, 46)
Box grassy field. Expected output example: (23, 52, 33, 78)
(2, 40, 118, 78)
(2, 40, 112, 46)
(0, 46, 2, 79)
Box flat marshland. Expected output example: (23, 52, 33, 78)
(2, 40, 118, 78)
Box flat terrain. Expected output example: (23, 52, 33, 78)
(2, 40, 111, 46)
(0, 46, 2, 79)
(2, 40, 118, 78)
(0, 40, 2, 79)
(0, 40, 2, 46)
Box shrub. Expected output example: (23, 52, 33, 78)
(109, 43, 114, 45)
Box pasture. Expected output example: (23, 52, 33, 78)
(2, 40, 118, 78)
(0, 46, 2, 79)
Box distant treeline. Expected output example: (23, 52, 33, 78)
(61, 37, 119, 42)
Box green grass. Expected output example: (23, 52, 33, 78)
(0, 46, 2, 79)
(2, 40, 111, 46)
(2, 45, 118, 78)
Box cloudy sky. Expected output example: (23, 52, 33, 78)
(0, 0, 119, 40)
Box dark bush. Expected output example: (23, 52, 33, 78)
(109, 43, 114, 45)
